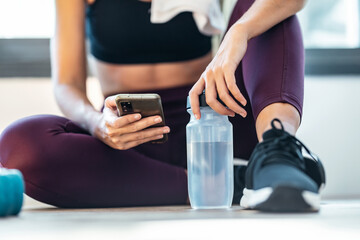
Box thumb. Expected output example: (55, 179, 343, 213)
(105, 96, 118, 112)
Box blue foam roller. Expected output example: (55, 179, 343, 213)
(0, 169, 24, 217)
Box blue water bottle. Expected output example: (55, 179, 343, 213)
(186, 93, 234, 209)
(0, 168, 24, 217)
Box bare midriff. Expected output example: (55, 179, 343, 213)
(90, 52, 212, 96)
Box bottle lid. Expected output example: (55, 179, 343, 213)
(186, 91, 225, 109)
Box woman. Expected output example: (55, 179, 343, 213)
(0, 0, 325, 211)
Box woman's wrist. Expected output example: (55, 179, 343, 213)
(83, 109, 102, 136)
(232, 21, 255, 41)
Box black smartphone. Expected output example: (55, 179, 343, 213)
(115, 93, 167, 144)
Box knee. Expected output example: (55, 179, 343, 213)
(0, 115, 65, 179)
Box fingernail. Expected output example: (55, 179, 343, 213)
(134, 114, 141, 120)
(163, 127, 170, 133)
(195, 114, 199, 120)
(155, 117, 162, 123)
(241, 112, 247, 118)
(157, 135, 164, 139)
(242, 100, 247, 106)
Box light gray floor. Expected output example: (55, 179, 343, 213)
(1, 199, 360, 240)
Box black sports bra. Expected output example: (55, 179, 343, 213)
(86, 0, 212, 64)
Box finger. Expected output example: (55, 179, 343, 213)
(111, 115, 163, 134)
(224, 69, 247, 107)
(125, 115, 165, 133)
(114, 126, 170, 143)
(121, 134, 165, 150)
(106, 113, 142, 129)
(216, 75, 247, 117)
(86, 0, 96, 5)
(189, 77, 205, 120)
(103, 103, 118, 117)
(104, 96, 118, 112)
(205, 71, 234, 116)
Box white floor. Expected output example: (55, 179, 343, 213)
(1, 199, 359, 240)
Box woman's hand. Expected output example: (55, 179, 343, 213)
(86, 0, 151, 4)
(189, 24, 249, 120)
(91, 95, 170, 150)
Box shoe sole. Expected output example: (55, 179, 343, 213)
(240, 185, 320, 212)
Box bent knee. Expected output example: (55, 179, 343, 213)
(0, 115, 68, 173)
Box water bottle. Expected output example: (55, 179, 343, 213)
(0, 168, 24, 217)
(186, 93, 233, 209)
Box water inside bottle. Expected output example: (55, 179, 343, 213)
(187, 141, 233, 209)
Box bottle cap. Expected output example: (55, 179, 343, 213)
(186, 91, 225, 109)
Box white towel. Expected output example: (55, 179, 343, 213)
(150, 0, 225, 36)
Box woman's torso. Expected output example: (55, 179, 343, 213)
(86, 0, 212, 96)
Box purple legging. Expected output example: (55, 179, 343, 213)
(0, 0, 304, 207)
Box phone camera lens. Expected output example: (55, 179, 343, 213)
(121, 102, 133, 113)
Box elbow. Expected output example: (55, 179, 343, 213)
(294, 0, 307, 13)
(275, 0, 307, 14)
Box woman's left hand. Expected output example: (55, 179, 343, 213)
(189, 23, 250, 120)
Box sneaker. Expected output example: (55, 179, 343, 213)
(240, 119, 326, 212)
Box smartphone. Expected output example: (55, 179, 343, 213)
(115, 93, 167, 144)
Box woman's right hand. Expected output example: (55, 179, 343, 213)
(91, 95, 170, 150)
(86, 0, 151, 4)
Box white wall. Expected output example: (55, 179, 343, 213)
(0, 76, 359, 199)
(0, 78, 103, 131)
(297, 76, 360, 199)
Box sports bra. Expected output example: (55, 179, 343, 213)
(86, 0, 212, 64)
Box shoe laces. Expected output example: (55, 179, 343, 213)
(258, 119, 320, 170)
(246, 119, 325, 189)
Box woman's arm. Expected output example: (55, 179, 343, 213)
(51, 0, 100, 133)
(52, 0, 170, 149)
(189, 0, 307, 119)
(236, 0, 306, 40)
